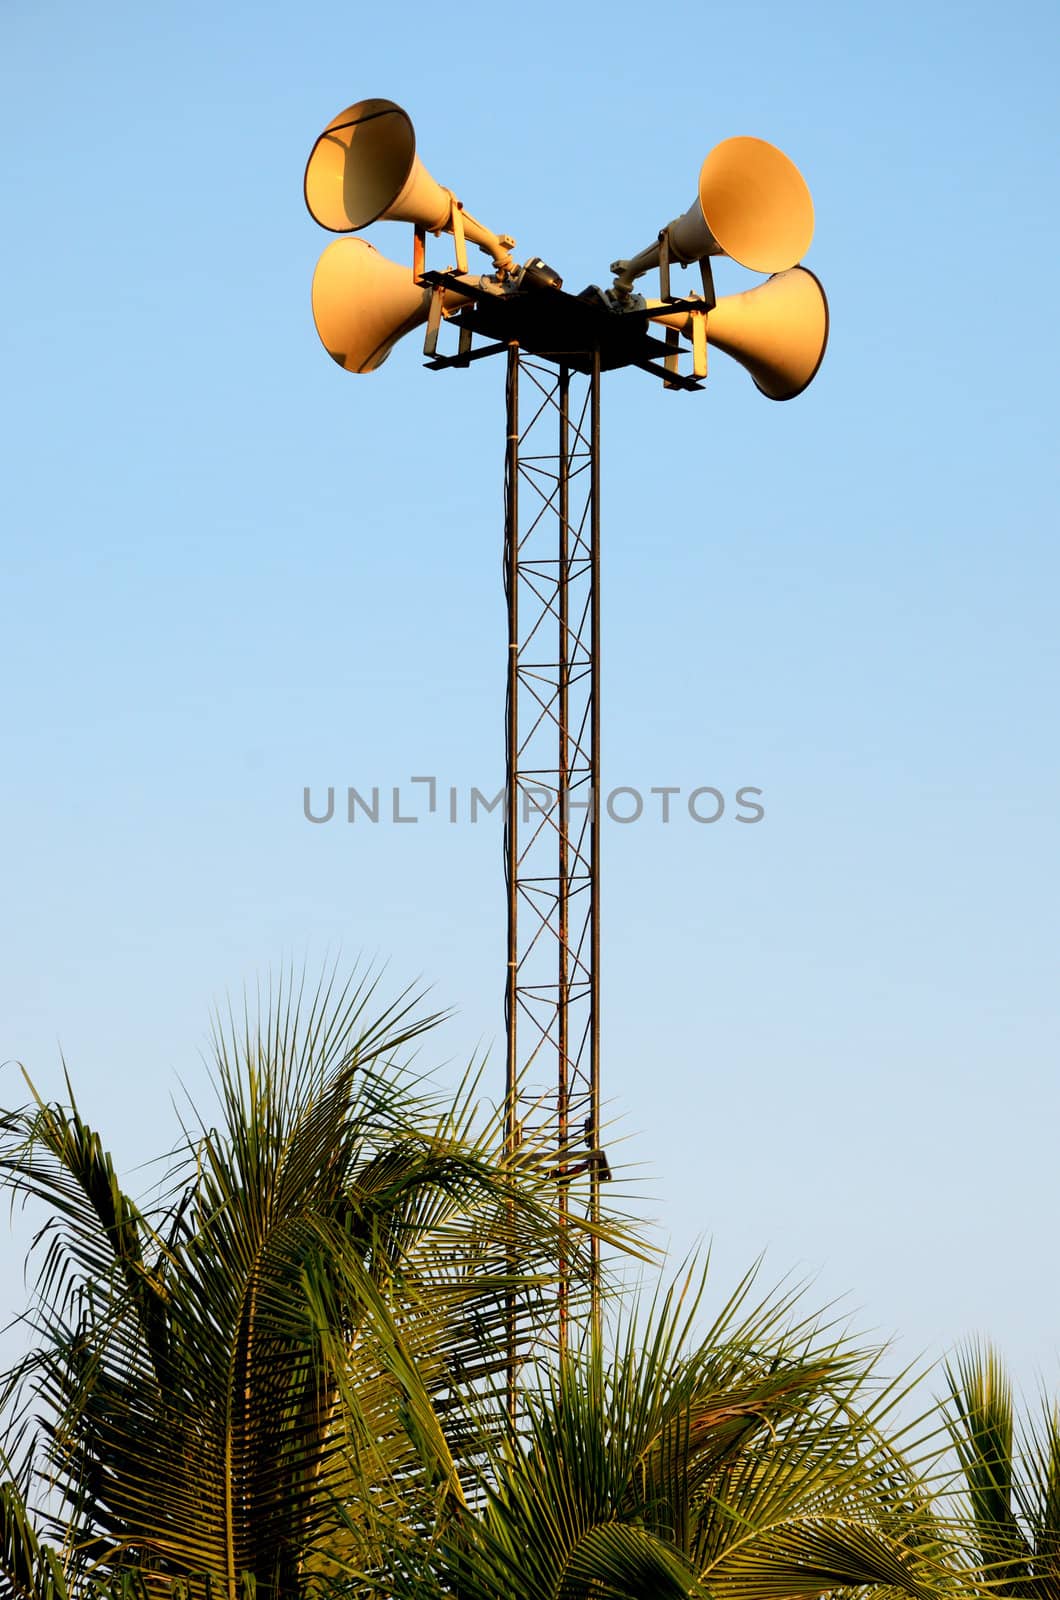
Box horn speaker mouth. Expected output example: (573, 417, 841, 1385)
(698, 136, 814, 273)
(305, 98, 416, 233)
(752, 268, 829, 400)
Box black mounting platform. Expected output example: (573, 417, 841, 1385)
(419, 271, 704, 390)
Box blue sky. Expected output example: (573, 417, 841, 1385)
(2, 0, 1058, 1392)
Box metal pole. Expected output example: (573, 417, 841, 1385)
(504, 341, 520, 1431)
(589, 349, 602, 1342)
(503, 349, 601, 1396)
(557, 363, 571, 1360)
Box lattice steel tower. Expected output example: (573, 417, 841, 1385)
(303, 95, 828, 1372)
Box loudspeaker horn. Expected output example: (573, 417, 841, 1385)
(612, 137, 814, 291)
(305, 98, 515, 270)
(647, 267, 829, 401)
(311, 237, 483, 374)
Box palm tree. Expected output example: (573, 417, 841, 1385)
(946, 1342, 1060, 1598)
(0, 959, 977, 1600)
(400, 1270, 958, 1600)
(0, 967, 615, 1599)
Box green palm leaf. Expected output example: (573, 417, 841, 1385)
(404, 1266, 957, 1600)
(946, 1341, 1060, 1599)
(1, 965, 632, 1598)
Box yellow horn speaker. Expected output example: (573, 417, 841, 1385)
(304, 98, 514, 269)
(312, 237, 479, 374)
(648, 268, 829, 401)
(612, 137, 814, 290)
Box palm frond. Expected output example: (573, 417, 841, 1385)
(2, 964, 644, 1597)
(401, 1263, 958, 1600)
(946, 1340, 1060, 1599)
